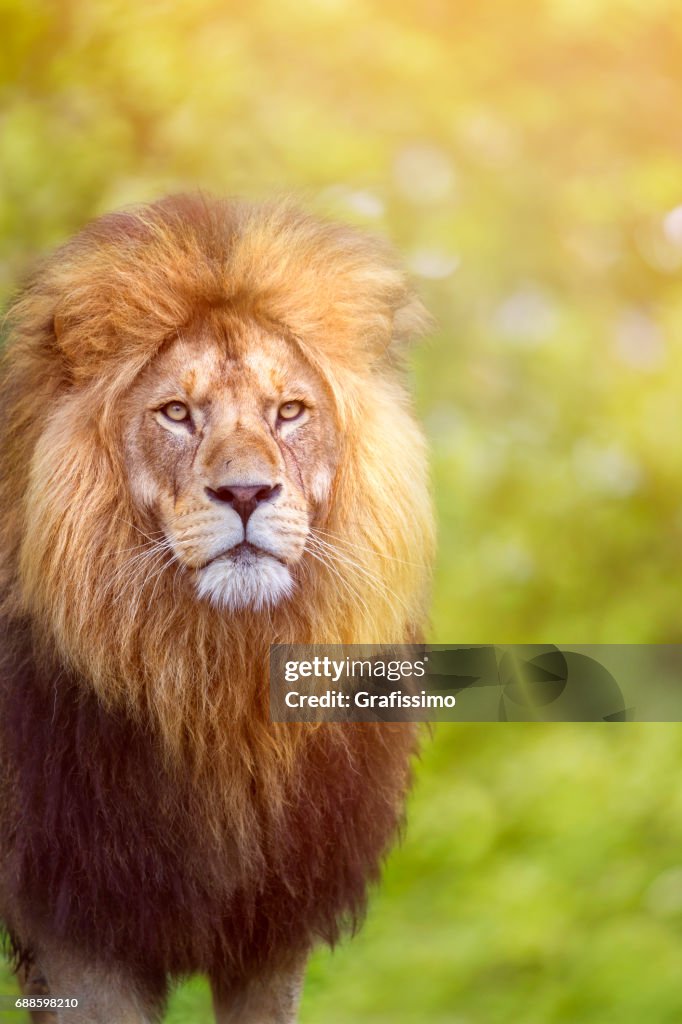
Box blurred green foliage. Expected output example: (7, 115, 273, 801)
(2, 0, 682, 1020)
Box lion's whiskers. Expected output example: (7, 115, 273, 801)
(103, 534, 176, 610)
(305, 533, 413, 616)
(311, 526, 428, 570)
(302, 542, 376, 625)
(101, 544, 168, 600)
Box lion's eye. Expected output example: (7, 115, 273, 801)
(278, 400, 304, 422)
(161, 401, 190, 423)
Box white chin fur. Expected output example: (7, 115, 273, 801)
(195, 551, 293, 610)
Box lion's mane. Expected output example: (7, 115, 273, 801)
(0, 195, 434, 983)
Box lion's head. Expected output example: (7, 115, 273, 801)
(0, 194, 434, 761)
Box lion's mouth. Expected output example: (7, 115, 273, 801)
(198, 541, 286, 570)
(194, 540, 294, 609)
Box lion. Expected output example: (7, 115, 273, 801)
(0, 194, 434, 1023)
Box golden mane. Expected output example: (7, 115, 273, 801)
(0, 194, 434, 835)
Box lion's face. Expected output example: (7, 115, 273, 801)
(122, 314, 338, 610)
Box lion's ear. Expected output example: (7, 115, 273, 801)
(51, 303, 113, 383)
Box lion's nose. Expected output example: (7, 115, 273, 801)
(205, 483, 282, 526)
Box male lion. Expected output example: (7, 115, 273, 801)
(0, 195, 434, 1023)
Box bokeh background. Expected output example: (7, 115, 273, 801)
(3, 0, 682, 1021)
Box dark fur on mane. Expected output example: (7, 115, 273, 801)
(0, 621, 415, 987)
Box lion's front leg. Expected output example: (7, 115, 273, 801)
(211, 958, 307, 1024)
(18, 945, 166, 1024)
